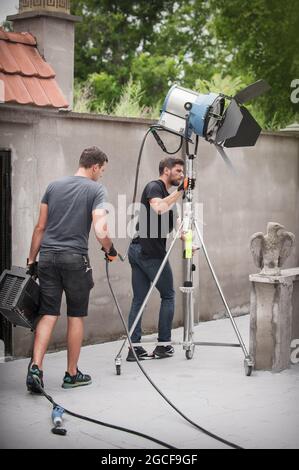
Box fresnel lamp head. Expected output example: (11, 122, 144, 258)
(158, 80, 271, 166)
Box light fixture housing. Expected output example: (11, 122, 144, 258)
(158, 80, 271, 163)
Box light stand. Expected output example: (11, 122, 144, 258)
(114, 118, 254, 377)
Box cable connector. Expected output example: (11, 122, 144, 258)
(151, 129, 167, 152)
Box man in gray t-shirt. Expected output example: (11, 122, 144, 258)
(26, 146, 118, 393)
(40, 175, 108, 254)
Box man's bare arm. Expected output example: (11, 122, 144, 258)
(149, 190, 182, 215)
(92, 208, 114, 252)
(28, 203, 48, 263)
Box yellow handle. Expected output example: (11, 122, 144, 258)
(185, 230, 193, 259)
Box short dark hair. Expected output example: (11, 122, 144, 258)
(79, 146, 108, 168)
(159, 157, 184, 175)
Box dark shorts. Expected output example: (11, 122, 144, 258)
(38, 252, 94, 317)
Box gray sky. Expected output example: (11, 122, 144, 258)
(0, 0, 18, 23)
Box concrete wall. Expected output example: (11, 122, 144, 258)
(198, 132, 299, 321)
(0, 106, 298, 357)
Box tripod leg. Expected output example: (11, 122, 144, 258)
(183, 259, 190, 343)
(182, 258, 195, 359)
(115, 220, 184, 361)
(194, 221, 251, 360)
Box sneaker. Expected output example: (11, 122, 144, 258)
(153, 345, 174, 358)
(26, 362, 44, 394)
(62, 368, 92, 389)
(126, 346, 150, 362)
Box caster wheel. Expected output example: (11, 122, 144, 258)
(244, 361, 253, 376)
(116, 364, 121, 376)
(185, 348, 194, 360)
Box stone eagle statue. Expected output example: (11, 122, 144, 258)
(250, 222, 295, 275)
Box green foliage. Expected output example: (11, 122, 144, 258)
(195, 74, 249, 97)
(112, 78, 160, 118)
(1, 21, 13, 31)
(131, 53, 182, 107)
(71, 0, 178, 81)
(87, 72, 120, 111)
(113, 78, 144, 118)
(73, 77, 161, 119)
(73, 80, 93, 113)
(195, 73, 295, 130)
(209, 0, 299, 126)
(71, 0, 299, 128)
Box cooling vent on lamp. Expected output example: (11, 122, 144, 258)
(0, 266, 40, 330)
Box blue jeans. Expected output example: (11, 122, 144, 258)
(128, 243, 175, 343)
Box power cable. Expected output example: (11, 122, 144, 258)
(105, 262, 243, 450)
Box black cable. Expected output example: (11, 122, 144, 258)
(131, 126, 155, 208)
(194, 135, 199, 156)
(152, 128, 183, 155)
(132, 126, 182, 207)
(184, 117, 190, 157)
(123, 125, 183, 260)
(32, 377, 176, 449)
(106, 261, 244, 450)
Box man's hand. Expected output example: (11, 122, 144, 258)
(177, 178, 195, 192)
(26, 259, 38, 278)
(102, 244, 118, 262)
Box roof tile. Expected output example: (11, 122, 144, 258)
(0, 29, 36, 46)
(40, 78, 69, 108)
(0, 40, 21, 74)
(0, 72, 33, 105)
(7, 42, 39, 76)
(0, 27, 68, 109)
(22, 76, 52, 107)
(23, 44, 55, 78)
(0, 29, 8, 41)
(5, 31, 36, 46)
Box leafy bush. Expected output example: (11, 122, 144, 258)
(73, 76, 161, 119)
(73, 71, 296, 129)
(73, 80, 93, 113)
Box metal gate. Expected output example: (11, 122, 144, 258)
(0, 149, 12, 357)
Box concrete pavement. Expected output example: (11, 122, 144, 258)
(0, 315, 298, 449)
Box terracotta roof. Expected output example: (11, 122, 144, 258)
(0, 27, 68, 108)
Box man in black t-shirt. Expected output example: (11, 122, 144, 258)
(127, 156, 186, 361)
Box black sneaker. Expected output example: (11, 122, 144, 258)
(62, 368, 92, 389)
(26, 362, 44, 394)
(126, 346, 150, 362)
(153, 345, 174, 358)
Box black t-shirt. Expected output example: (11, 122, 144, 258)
(135, 180, 176, 259)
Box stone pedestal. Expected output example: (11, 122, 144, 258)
(249, 268, 299, 372)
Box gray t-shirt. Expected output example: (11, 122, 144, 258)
(40, 176, 107, 254)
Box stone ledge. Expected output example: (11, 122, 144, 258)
(7, 11, 82, 23)
(250, 268, 299, 284)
